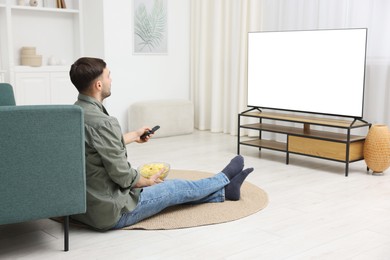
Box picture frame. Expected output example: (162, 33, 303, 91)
(133, 0, 168, 54)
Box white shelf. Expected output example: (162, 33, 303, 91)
(13, 65, 69, 72)
(10, 5, 79, 13)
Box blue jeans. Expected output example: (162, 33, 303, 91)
(112, 172, 229, 229)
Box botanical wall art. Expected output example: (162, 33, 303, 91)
(133, 0, 168, 54)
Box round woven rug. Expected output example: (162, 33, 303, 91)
(124, 169, 268, 230)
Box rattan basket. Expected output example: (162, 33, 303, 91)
(363, 124, 390, 174)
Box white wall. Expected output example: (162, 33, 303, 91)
(83, 0, 190, 131)
(82, 0, 105, 58)
(258, 0, 390, 126)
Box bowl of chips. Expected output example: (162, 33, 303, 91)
(138, 162, 170, 180)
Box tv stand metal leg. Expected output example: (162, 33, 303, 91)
(345, 129, 351, 177)
(237, 114, 240, 155)
(286, 152, 289, 165)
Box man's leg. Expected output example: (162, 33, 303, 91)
(112, 173, 229, 229)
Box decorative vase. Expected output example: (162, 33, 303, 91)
(29, 0, 38, 7)
(364, 124, 390, 174)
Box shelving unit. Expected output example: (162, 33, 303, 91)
(0, 0, 83, 105)
(238, 108, 371, 176)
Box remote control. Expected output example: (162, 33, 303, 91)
(141, 125, 160, 140)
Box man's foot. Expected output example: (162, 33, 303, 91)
(221, 155, 244, 180)
(225, 168, 254, 201)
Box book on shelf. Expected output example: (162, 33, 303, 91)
(56, 0, 66, 9)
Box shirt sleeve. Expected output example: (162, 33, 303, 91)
(90, 118, 140, 189)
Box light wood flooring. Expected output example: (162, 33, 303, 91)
(1, 130, 390, 259)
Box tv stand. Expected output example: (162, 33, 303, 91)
(238, 109, 370, 176)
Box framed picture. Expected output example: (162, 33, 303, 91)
(133, 0, 168, 54)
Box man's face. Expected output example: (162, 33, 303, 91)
(100, 67, 112, 99)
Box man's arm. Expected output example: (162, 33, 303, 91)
(123, 126, 152, 145)
(93, 121, 141, 188)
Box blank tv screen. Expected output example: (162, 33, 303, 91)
(247, 28, 367, 118)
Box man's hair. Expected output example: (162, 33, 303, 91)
(69, 57, 107, 93)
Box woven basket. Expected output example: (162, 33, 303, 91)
(364, 124, 390, 173)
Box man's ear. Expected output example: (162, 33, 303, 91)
(94, 80, 102, 91)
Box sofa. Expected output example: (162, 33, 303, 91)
(0, 83, 16, 106)
(0, 102, 86, 251)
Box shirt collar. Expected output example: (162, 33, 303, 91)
(77, 93, 106, 113)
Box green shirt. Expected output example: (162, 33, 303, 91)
(72, 94, 141, 231)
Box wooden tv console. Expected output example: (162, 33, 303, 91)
(237, 108, 370, 176)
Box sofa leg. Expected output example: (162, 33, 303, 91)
(64, 216, 69, 251)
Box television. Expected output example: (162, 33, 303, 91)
(247, 28, 367, 118)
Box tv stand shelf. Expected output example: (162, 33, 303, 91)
(238, 109, 370, 176)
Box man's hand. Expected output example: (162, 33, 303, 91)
(148, 168, 165, 185)
(135, 126, 153, 143)
(123, 126, 153, 145)
(134, 168, 165, 188)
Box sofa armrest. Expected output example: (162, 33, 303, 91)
(0, 105, 86, 225)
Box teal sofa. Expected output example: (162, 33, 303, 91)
(0, 83, 16, 106)
(0, 103, 86, 251)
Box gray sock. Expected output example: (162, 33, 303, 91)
(225, 168, 254, 201)
(221, 155, 244, 180)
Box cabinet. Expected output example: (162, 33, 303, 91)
(0, 70, 5, 82)
(14, 66, 78, 105)
(0, 0, 83, 105)
(238, 108, 370, 176)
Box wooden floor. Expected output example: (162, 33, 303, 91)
(1, 130, 390, 259)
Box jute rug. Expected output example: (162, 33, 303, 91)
(53, 170, 268, 230)
(124, 169, 268, 230)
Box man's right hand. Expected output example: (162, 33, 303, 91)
(134, 168, 165, 188)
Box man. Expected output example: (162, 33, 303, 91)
(69, 57, 253, 231)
